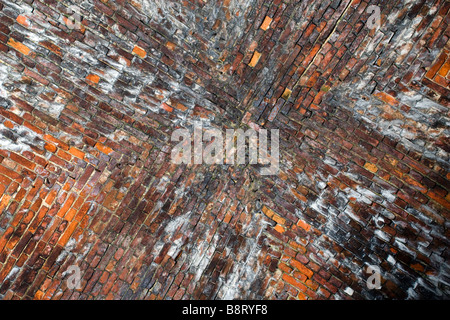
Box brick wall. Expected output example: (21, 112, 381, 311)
(0, 0, 448, 300)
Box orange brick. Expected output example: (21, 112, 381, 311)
(166, 41, 176, 50)
(3, 120, 14, 129)
(260, 16, 273, 30)
(364, 162, 378, 173)
(425, 52, 447, 78)
(95, 142, 113, 155)
(79, 206, 96, 227)
(44, 142, 57, 153)
(288, 240, 307, 254)
(281, 88, 292, 100)
(45, 188, 59, 205)
(7, 38, 30, 55)
(290, 260, 314, 278)
(57, 149, 72, 161)
(249, 51, 261, 67)
(303, 44, 321, 66)
(0, 110, 23, 126)
(438, 60, 450, 77)
(305, 279, 319, 290)
(16, 15, 30, 27)
(160, 102, 173, 113)
(132, 45, 147, 58)
(65, 208, 77, 222)
(274, 224, 285, 233)
(57, 220, 78, 246)
(43, 134, 69, 150)
(427, 190, 450, 209)
(34, 290, 45, 300)
(69, 147, 85, 159)
(434, 74, 448, 87)
(0, 164, 22, 181)
(24, 121, 43, 135)
(373, 92, 399, 106)
(292, 271, 308, 282)
(10, 152, 35, 170)
(262, 205, 274, 218)
(99, 271, 110, 284)
(297, 291, 308, 300)
(279, 262, 293, 273)
(58, 193, 77, 218)
(297, 219, 311, 232)
(223, 212, 233, 223)
(282, 273, 307, 291)
(73, 196, 86, 211)
(403, 175, 427, 193)
(0, 195, 12, 213)
(29, 206, 48, 233)
(86, 73, 100, 84)
(0, 182, 6, 197)
(272, 213, 286, 225)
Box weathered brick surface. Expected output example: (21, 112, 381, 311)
(0, 0, 449, 300)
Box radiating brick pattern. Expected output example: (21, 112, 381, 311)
(0, 0, 449, 300)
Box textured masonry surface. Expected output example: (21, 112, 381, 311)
(0, 0, 449, 300)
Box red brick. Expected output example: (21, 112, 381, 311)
(282, 273, 307, 292)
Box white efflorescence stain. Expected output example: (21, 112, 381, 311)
(218, 214, 267, 299)
(0, 65, 10, 99)
(0, 123, 44, 153)
(64, 265, 82, 290)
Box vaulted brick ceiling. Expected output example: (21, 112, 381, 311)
(0, 0, 449, 300)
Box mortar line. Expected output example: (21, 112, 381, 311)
(289, 0, 354, 98)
